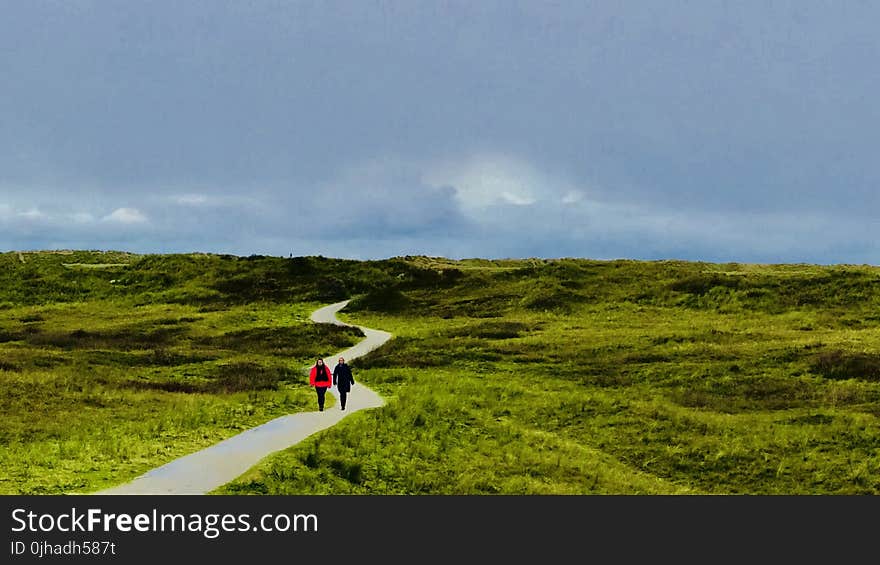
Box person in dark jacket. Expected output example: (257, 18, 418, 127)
(332, 356, 355, 410)
(309, 357, 332, 411)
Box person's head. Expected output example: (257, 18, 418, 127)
(338, 357, 345, 365)
(316, 358, 324, 366)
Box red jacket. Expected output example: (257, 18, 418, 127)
(309, 364, 332, 387)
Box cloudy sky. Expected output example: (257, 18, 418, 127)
(2, 1, 879, 263)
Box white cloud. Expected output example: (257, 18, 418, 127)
(0, 205, 95, 227)
(102, 207, 148, 224)
(172, 194, 209, 205)
(500, 191, 535, 206)
(423, 153, 545, 212)
(422, 153, 603, 216)
(17, 208, 45, 219)
(562, 190, 584, 204)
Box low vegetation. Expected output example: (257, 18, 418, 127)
(4, 251, 880, 494)
(219, 257, 880, 494)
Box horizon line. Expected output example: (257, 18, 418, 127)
(3, 248, 876, 268)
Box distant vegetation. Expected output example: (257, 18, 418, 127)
(219, 256, 880, 494)
(3, 250, 880, 493)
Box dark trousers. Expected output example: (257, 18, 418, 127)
(315, 386, 327, 411)
(339, 391, 348, 410)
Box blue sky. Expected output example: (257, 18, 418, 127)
(2, 1, 879, 263)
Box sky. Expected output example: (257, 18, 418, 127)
(2, 1, 879, 263)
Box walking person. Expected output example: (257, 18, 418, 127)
(309, 357, 332, 411)
(332, 356, 355, 410)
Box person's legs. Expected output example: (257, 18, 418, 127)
(316, 387, 326, 411)
(339, 391, 347, 410)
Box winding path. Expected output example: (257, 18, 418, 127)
(97, 300, 389, 495)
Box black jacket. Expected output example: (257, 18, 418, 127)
(333, 363, 355, 392)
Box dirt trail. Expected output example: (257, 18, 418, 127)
(96, 300, 389, 495)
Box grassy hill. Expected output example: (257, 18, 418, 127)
(3, 250, 880, 493)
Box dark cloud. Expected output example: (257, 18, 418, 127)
(2, 2, 879, 261)
(261, 159, 473, 241)
(1, 183, 874, 263)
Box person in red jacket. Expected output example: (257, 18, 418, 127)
(309, 357, 333, 411)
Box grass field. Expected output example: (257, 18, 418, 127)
(0, 251, 367, 493)
(3, 251, 880, 494)
(218, 258, 880, 494)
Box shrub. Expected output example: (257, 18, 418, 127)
(315, 277, 349, 301)
(669, 273, 742, 295)
(207, 362, 287, 392)
(445, 321, 537, 339)
(521, 284, 582, 313)
(812, 350, 880, 382)
(348, 287, 411, 313)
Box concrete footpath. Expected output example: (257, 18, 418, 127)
(96, 300, 389, 495)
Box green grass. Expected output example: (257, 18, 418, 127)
(0, 250, 378, 493)
(217, 258, 880, 494)
(0, 297, 365, 493)
(4, 251, 880, 494)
